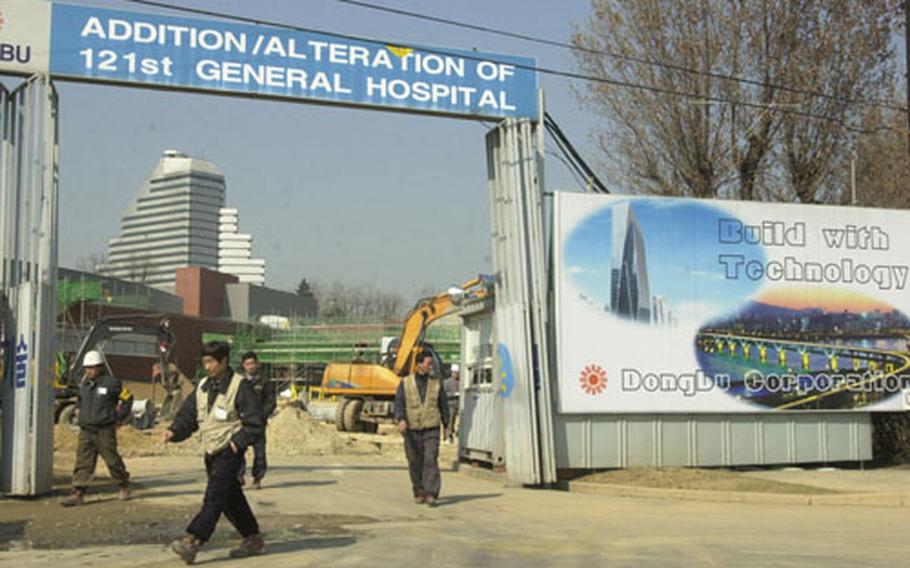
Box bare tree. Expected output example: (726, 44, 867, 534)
(75, 252, 107, 273)
(572, 0, 899, 202)
(776, 1, 897, 203)
(853, 100, 910, 208)
(312, 281, 405, 319)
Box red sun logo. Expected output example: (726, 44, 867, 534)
(579, 364, 607, 395)
(0, 10, 5, 32)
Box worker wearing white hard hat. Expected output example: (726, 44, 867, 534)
(83, 350, 104, 367)
(60, 350, 133, 506)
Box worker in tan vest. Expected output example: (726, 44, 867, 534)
(162, 341, 266, 564)
(394, 351, 451, 507)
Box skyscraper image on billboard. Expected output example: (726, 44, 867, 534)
(563, 198, 764, 327)
(610, 202, 651, 322)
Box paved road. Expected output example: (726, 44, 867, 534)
(1, 456, 907, 567)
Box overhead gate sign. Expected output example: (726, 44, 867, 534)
(0, 0, 536, 119)
(555, 193, 910, 413)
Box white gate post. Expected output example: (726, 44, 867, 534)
(1, 74, 58, 496)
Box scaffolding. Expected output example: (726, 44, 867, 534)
(206, 316, 462, 388)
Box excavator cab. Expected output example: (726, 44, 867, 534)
(55, 315, 176, 430)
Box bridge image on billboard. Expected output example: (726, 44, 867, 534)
(696, 289, 910, 411)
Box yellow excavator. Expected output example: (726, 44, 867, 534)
(321, 275, 493, 432)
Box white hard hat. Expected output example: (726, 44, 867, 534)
(83, 350, 104, 367)
(451, 363, 460, 372)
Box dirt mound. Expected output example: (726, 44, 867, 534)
(268, 407, 382, 456)
(54, 424, 199, 459)
(576, 467, 838, 495)
(54, 407, 389, 460)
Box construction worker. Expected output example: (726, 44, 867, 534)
(163, 341, 266, 564)
(394, 351, 451, 507)
(443, 363, 461, 444)
(238, 351, 275, 489)
(60, 350, 133, 507)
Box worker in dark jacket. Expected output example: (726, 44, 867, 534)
(394, 351, 450, 507)
(238, 351, 275, 489)
(163, 341, 266, 564)
(60, 350, 133, 507)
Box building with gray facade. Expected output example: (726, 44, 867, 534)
(223, 282, 317, 322)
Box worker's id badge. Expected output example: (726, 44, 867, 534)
(213, 407, 229, 421)
(97, 387, 108, 396)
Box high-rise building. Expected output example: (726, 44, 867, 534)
(610, 202, 651, 322)
(218, 207, 266, 285)
(651, 295, 666, 325)
(102, 150, 225, 292)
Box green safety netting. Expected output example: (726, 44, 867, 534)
(205, 318, 461, 368)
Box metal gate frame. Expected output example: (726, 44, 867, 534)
(0, 71, 551, 492)
(0, 73, 59, 496)
(485, 95, 556, 485)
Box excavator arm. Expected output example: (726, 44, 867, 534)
(321, 274, 494, 432)
(392, 275, 494, 375)
(61, 314, 176, 389)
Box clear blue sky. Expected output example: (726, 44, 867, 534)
(41, 0, 597, 301)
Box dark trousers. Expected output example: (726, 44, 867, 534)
(404, 428, 441, 498)
(187, 448, 260, 542)
(239, 433, 267, 480)
(72, 427, 130, 489)
(448, 403, 460, 442)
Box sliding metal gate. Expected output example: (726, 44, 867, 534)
(485, 111, 556, 485)
(0, 73, 59, 496)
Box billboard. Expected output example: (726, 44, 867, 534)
(554, 193, 910, 413)
(42, 2, 536, 119)
(0, 0, 50, 76)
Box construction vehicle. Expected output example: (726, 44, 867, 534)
(55, 314, 176, 430)
(150, 360, 191, 420)
(320, 275, 493, 432)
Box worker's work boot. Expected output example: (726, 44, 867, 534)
(414, 495, 426, 505)
(118, 484, 131, 501)
(425, 495, 438, 508)
(59, 488, 84, 507)
(229, 533, 266, 558)
(252, 477, 262, 490)
(171, 535, 201, 565)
